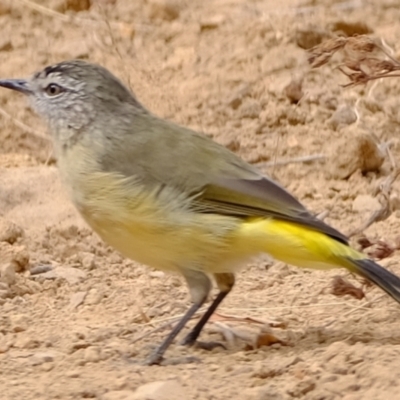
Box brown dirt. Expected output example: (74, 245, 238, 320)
(1, 0, 400, 399)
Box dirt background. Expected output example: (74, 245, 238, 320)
(1, 0, 400, 399)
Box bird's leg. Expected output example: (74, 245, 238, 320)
(181, 273, 235, 348)
(145, 269, 211, 365)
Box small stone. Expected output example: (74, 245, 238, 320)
(147, 0, 181, 21)
(0, 334, 10, 353)
(323, 341, 350, 362)
(80, 252, 96, 270)
(132, 381, 186, 400)
(68, 341, 91, 354)
(31, 351, 57, 365)
(200, 14, 225, 30)
(352, 195, 381, 214)
(0, 2, 11, 15)
(105, 340, 131, 356)
(227, 84, 251, 110)
(328, 129, 384, 179)
(103, 391, 137, 400)
(149, 271, 165, 279)
(14, 336, 40, 349)
(40, 362, 54, 372)
(218, 136, 241, 152)
(30, 264, 53, 275)
(10, 314, 30, 332)
(65, 369, 80, 378)
(253, 386, 288, 400)
(284, 78, 303, 104)
(239, 98, 261, 119)
(0, 342, 10, 353)
(329, 105, 357, 130)
(0, 263, 16, 285)
(287, 378, 316, 397)
(68, 291, 87, 310)
(0, 218, 23, 243)
(85, 288, 104, 305)
(0, 243, 29, 272)
(39, 266, 86, 285)
(62, 0, 91, 12)
(390, 193, 400, 211)
(295, 26, 330, 49)
(83, 346, 101, 363)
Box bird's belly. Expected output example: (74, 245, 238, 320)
(90, 219, 186, 271)
(82, 211, 249, 273)
(67, 171, 255, 273)
(77, 196, 247, 273)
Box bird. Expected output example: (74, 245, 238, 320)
(1, 59, 399, 365)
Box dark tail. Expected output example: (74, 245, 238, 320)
(351, 259, 400, 303)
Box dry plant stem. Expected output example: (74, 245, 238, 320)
(316, 210, 330, 221)
(341, 72, 400, 88)
(323, 294, 386, 328)
(211, 312, 283, 327)
(348, 167, 400, 238)
(130, 319, 176, 345)
(211, 322, 237, 346)
(0, 105, 47, 140)
(17, 0, 97, 24)
(17, 0, 150, 31)
(129, 305, 210, 344)
(97, 4, 133, 91)
(260, 154, 326, 168)
(375, 39, 400, 66)
(18, 0, 69, 21)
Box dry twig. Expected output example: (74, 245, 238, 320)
(259, 154, 326, 168)
(0, 105, 48, 140)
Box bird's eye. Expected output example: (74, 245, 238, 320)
(44, 83, 62, 97)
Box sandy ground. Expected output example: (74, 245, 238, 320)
(1, 0, 400, 399)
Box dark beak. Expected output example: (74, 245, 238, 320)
(0, 79, 32, 95)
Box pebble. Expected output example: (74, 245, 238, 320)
(83, 346, 101, 363)
(31, 351, 57, 365)
(80, 252, 96, 270)
(0, 218, 23, 244)
(328, 129, 384, 179)
(147, 0, 181, 21)
(65, 369, 80, 378)
(239, 98, 261, 119)
(329, 105, 357, 130)
(30, 264, 53, 275)
(200, 14, 225, 30)
(13, 336, 40, 349)
(390, 193, 400, 211)
(295, 26, 329, 49)
(352, 195, 381, 214)
(132, 381, 186, 400)
(38, 266, 87, 285)
(0, 243, 29, 273)
(9, 314, 30, 332)
(287, 378, 316, 397)
(68, 291, 88, 310)
(0, 263, 16, 285)
(0, 333, 10, 353)
(85, 288, 104, 305)
(102, 391, 138, 400)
